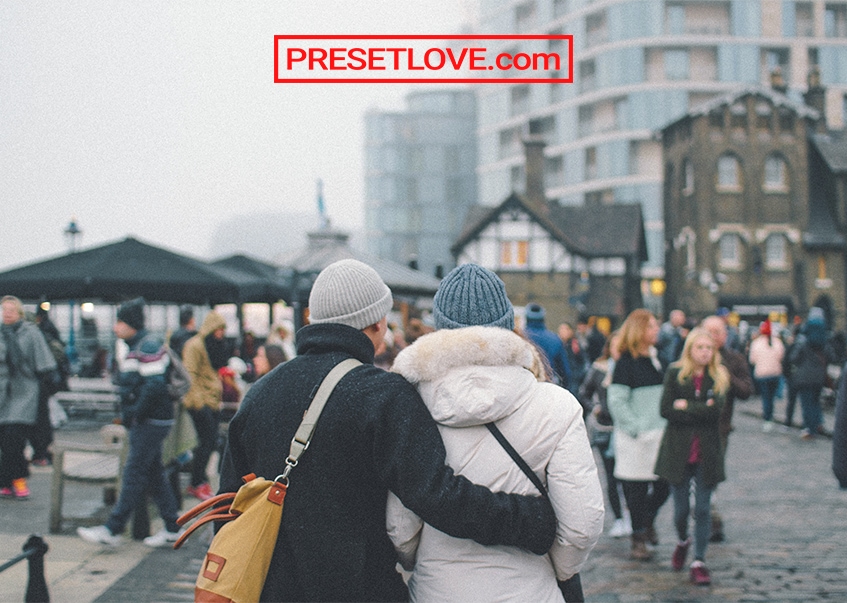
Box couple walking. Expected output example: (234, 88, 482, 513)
(220, 260, 605, 602)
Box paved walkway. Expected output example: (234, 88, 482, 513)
(1, 397, 844, 602)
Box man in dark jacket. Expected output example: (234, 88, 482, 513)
(524, 303, 571, 388)
(77, 297, 183, 548)
(219, 259, 556, 602)
(702, 315, 754, 542)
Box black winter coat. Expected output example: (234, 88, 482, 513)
(219, 324, 556, 602)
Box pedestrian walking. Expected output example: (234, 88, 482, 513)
(788, 308, 837, 440)
(168, 305, 196, 358)
(833, 359, 847, 489)
(218, 259, 557, 602)
(0, 296, 59, 499)
(748, 320, 784, 432)
(654, 328, 729, 586)
(559, 321, 590, 395)
(524, 303, 572, 389)
(579, 330, 632, 538)
(388, 264, 604, 602)
(607, 308, 670, 561)
(77, 297, 183, 547)
(181, 311, 227, 501)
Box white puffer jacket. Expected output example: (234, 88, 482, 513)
(388, 326, 605, 603)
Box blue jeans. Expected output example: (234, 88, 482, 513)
(756, 376, 780, 421)
(671, 463, 713, 562)
(107, 422, 179, 535)
(797, 386, 824, 434)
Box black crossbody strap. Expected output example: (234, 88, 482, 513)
(485, 422, 547, 498)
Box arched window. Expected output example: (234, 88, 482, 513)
(717, 153, 741, 191)
(763, 154, 789, 191)
(765, 233, 787, 269)
(683, 158, 694, 194)
(718, 233, 742, 269)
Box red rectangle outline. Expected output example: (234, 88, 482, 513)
(274, 34, 574, 84)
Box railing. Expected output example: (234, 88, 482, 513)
(0, 535, 49, 602)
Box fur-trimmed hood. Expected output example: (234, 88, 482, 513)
(392, 326, 539, 427)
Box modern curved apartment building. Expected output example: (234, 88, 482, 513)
(474, 0, 847, 279)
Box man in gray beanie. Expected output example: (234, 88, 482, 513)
(219, 258, 556, 602)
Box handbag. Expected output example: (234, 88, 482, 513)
(485, 422, 586, 603)
(174, 358, 362, 603)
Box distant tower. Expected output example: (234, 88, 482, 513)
(316, 178, 330, 230)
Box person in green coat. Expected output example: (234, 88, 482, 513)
(654, 327, 729, 586)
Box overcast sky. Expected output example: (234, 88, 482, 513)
(0, 1, 476, 270)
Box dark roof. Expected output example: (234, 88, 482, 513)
(453, 193, 647, 261)
(811, 131, 847, 174)
(806, 136, 847, 249)
(549, 203, 648, 260)
(276, 230, 442, 297)
(0, 237, 280, 304)
(660, 85, 820, 132)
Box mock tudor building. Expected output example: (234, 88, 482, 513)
(661, 72, 847, 329)
(452, 138, 647, 328)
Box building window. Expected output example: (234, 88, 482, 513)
(578, 105, 593, 137)
(579, 59, 596, 93)
(665, 49, 689, 80)
(683, 159, 694, 194)
(585, 11, 607, 48)
(756, 101, 773, 133)
(510, 85, 530, 117)
(764, 155, 789, 191)
(778, 109, 796, 135)
(796, 2, 814, 37)
(717, 154, 741, 190)
(545, 155, 564, 188)
(765, 234, 787, 269)
(730, 103, 747, 136)
(719, 234, 742, 269)
(585, 147, 597, 180)
(665, 3, 685, 34)
(516, 1, 536, 33)
(510, 165, 524, 190)
(825, 3, 847, 37)
(762, 48, 791, 84)
(501, 241, 529, 267)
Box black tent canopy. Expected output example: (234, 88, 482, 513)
(0, 237, 286, 305)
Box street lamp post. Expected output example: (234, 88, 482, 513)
(64, 218, 82, 373)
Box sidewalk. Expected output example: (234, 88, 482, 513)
(0, 419, 208, 603)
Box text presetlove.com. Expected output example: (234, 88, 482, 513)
(274, 35, 573, 83)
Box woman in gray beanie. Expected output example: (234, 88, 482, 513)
(388, 263, 604, 602)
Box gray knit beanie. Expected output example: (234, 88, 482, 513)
(308, 259, 393, 330)
(432, 264, 514, 330)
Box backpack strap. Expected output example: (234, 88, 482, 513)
(485, 422, 547, 498)
(279, 358, 362, 483)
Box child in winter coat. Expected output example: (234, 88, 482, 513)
(654, 328, 729, 586)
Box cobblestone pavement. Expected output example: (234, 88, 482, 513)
(580, 399, 847, 602)
(88, 397, 846, 602)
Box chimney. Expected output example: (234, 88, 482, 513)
(770, 67, 788, 94)
(522, 136, 548, 215)
(804, 65, 826, 118)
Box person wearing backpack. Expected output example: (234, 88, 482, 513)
(77, 297, 183, 548)
(788, 308, 838, 440)
(219, 259, 558, 602)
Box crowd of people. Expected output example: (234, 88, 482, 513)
(5, 263, 847, 599)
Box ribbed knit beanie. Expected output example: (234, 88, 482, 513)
(117, 297, 145, 331)
(432, 264, 514, 330)
(308, 259, 393, 330)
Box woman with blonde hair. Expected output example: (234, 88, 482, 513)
(654, 328, 729, 585)
(607, 308, 669, 560)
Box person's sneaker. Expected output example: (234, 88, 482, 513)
(645, 525, 659, 545)
(630, 534, 652, 560)
(143, 528, 185, 548)
(608, 518, 632, 538)
(77, 525, 122, 546)
(800, 429, 814, 440)
(31, 458, 51, 467)
(0, 487, 13, 498)
(187, 483, 214, 501)
(817, 425, 831, 437)
(690, 560, 711, 585)
(11, 478, 30, 499)
(762, 420, 774, 433)
(672, 538, 691, 571)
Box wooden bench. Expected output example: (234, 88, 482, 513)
(49, 391, 120, 417)
(49, 424, 129, 534)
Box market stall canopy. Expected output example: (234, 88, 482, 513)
(0, 237, 284, 305)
